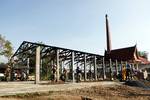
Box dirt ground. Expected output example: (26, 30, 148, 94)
(0, 81, 150, 100)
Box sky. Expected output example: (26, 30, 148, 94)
(0, 0, 150, 62)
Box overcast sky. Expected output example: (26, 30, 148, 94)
(0, 0, 150, 61)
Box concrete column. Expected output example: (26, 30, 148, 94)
(84, 54, 87, 81)
(60, 61, 63, 76)
(56, 49, 60, 82)
(71, 51, 75, 82)
(94, 56, 97, 80)
(109, 59, 113, 80)
(132, 63, 135, 69)
(125, 61, 128, 68)
(115, 60, 118, 75)
(27, 58, 30, 75)
(40, 59, 42, 75)
(102, 57, 106, 79)
(35, 46, 40, 84)
(40, 59, 43, 80)
(10, 58, 15, 81)
(121, 61, 123, 72)
(90, 63, 92, 81)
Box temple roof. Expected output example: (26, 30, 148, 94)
(104, 45, 150, 64)
(105, 45, 139, 62)
(139, 57, 150, 64)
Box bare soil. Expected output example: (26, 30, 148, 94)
(0, 81, 150, 100)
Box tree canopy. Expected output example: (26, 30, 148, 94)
(138, 51, 148, 60)
(0, 34, 13, 60)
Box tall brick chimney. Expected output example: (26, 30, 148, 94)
(105, 14, 112, 53)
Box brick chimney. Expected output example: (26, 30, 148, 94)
(105, 14, 112, 53)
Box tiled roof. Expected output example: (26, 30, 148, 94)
(138, 57, 150, 64)
(105, 45, 139, 62)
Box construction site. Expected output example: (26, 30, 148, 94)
(7, 15, 150, 83)
(0, 15, 150, 100)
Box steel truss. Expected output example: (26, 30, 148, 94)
(11, 41, 105, 83)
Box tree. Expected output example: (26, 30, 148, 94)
(0, 34, 13, 61)
(138, 51, 148, 60)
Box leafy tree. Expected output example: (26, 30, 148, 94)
(0, 34, 13, 61)
(138, 51, 148, 60)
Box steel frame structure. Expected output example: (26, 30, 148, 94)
(11, 41, 105, 84)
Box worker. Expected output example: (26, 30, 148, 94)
(122, 65, 126, 81)
(52, 65, 57, 82)
(126, 64, 131, 80)
(76, 66, 81, 82)
(143, 69, 148, 80)
(60, 67, 67, 82)
(5, 65, 11, 82)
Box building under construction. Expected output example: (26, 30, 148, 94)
(10, 15, 150, 84)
